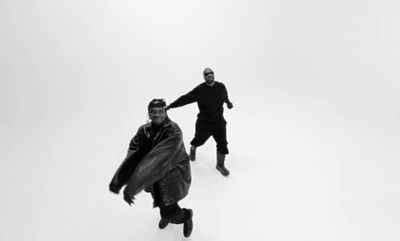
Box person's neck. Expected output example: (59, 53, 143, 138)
(151, 117, 168, 129)
(205, 81, 215, 87)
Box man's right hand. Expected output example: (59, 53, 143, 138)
(164, 105, 171, 111)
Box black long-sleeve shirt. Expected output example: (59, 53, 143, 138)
(169, 81, 232, 123)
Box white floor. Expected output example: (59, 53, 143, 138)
(1, 1, 400, 241)
(1, 84, 399, 241)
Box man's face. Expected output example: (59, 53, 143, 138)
(203, 68, 215, 85)
(149, 107, 167, 126)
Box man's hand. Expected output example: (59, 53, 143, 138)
(123, 191, 135, 206)
(227, 102, 233, 109)
(164, 105, 171, 111)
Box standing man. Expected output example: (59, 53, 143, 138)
(109, 99, 193, 238)
(165, 68, 233, 177)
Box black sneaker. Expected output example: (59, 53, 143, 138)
(158, 219, 168, 229)
(183, 209, 193, 237)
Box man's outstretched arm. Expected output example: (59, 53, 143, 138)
(166, 87, 199, 110)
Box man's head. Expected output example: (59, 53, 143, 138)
(148, 98, 167, 126)
(203, 67, 215, 86)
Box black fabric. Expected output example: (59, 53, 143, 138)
(183, 208, 193, 237)
(109, 118, 191, 207)
(190, 119, 229, 154)
(109, 137, 145, 192)
(159, 203, 185, 224)
(168, 82, 232, 123)
(216, 152, 230, 176)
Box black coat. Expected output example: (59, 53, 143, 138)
(109, 118, 191, 207)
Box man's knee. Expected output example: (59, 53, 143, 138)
(190, 136, 209, 147)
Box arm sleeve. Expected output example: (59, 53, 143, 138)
(223, 84, 232, 105)
(109, 128, 144, 190)
(123, 126, 185, 197)
(168, 87, 199, 108)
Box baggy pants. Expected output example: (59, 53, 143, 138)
(190, 119, 229, 154)
(159, 203, 190, 224)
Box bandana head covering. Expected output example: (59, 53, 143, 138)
(147, 98, 166, 110)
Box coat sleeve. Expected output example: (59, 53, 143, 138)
(123, 125, 185, 198)
(109, 128, 144, 192)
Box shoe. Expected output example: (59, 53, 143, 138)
(189, 146, 196, 161)
(216, 165, 230, 176)
(158, 219, 168, 229)
(183, 209, 193, 237)
(216, 152, 230, 176)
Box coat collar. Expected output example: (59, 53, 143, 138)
(144, 117, 172, 136)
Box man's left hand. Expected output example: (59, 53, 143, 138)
(123, 192, 135, 206)
(227, 102, 233, 109)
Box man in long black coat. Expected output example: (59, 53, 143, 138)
(109, 99, 193, 238)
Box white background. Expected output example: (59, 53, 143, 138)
(1, 0, 400, 240)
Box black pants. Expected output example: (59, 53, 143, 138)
(159, 203, 187, 224)
(190, 119, 229, 154)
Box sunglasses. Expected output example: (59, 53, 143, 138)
(204, 72, 214, 76)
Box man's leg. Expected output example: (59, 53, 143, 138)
(158, 218, 169, 229)
(189, 146, 197, 162)
(216, 152, 229, 176)
(190, 119, 211, 161)
(212, 121, 230, 176)
(159, 203, 193, 237)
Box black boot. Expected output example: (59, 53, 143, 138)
(183, 209, 193, 237)
(158, 219, 168, 229)
(216, 152, 230, 176)
(189, 146, 196, 161)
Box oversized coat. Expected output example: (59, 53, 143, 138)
(109, 118, 191, 207)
